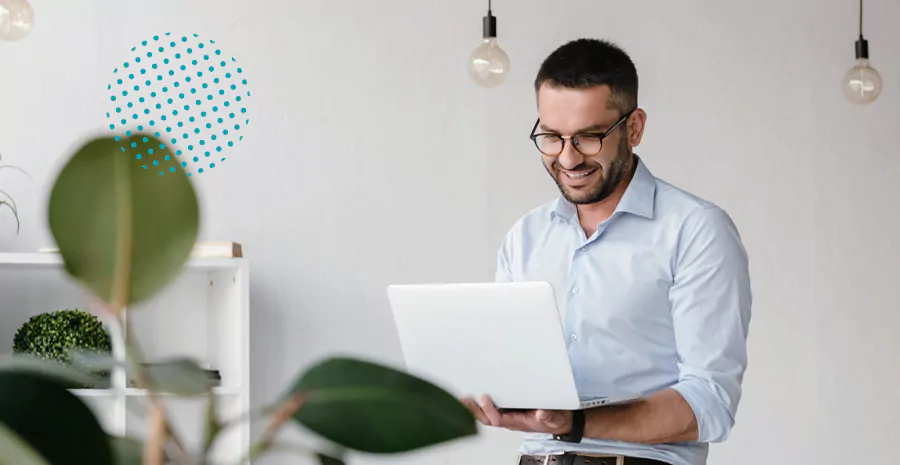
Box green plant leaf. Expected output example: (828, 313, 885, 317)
(0, 371, 114, 465)
(0, 353, 108, 388)
(109, 436, 143, 465)
(47, 135, 199, 310)
(69, 348, 119, 372)
(316, 453, 346, 465)
(287, 357, 477, 453)
(143, 358, 211, 395)
(0, 423, 52, 465)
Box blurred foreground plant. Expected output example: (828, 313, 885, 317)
(0, 135, 476, 464)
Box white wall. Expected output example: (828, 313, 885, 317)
(1, 0, 899, 464)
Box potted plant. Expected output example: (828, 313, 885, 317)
(12, 309, 113, 388)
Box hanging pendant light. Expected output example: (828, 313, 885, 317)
(467, 0, 510, 88)
(842, 0, 881, 105)
(0, 0, 34, 42)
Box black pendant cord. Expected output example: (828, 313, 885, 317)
(489, 0, 492, 14)
(856, 0, 862, 37)
(855, 0, 869, 59)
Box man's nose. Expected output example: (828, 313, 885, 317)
(557, 141, 585, 170)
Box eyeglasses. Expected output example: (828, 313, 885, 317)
(529, 108, 635, 157)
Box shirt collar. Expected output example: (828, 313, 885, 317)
(550, 155, 657, 221)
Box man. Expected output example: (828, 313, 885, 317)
(462, 39, 752, 465)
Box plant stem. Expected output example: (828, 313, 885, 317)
(202, 390, 222, 456)
(218, 402, 280, 434)
(144, 403, 167, 465)
(201, 400, 278, 457)
(123, 316, 196, 465)
(239, 394, 306, 464)
(110, 151, 133, 312)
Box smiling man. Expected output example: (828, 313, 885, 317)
(462, 39, 752, 465)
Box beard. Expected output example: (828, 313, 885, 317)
(546, 135, 634, 205)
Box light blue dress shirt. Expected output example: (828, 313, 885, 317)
(495, 156, 751, 465)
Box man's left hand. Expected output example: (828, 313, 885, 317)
(461, 395, 573, 435)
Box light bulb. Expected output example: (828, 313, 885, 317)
(0, 0, 34, 42)
(843, 36, 881, 105)
(468, 38, 510, 88)
(468, 9, 509, 88)
(843, 58, 881, 105)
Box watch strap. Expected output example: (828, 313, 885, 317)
(553, 409, 585, 443)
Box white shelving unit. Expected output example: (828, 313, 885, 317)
(0, 252, 250, 463)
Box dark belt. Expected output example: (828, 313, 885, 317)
(517, 453, 670, 465)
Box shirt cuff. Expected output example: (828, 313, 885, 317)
(671, 376, 737, 443)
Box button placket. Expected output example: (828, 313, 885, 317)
(567, 282, 579, 344)
(565, 238, 585, 347)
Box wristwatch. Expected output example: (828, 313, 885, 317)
(553, 409, 585, 443)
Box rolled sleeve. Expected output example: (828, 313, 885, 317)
(669, 206, 752, 443)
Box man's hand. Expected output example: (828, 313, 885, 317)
(461, 395, 572, 435)
(462, 389, 699, 444)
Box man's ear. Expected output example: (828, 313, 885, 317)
(628, 108, 648, 147)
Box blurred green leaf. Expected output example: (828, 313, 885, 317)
(288, 357, 477, 453)
(0, 353, 108, 388)
(0, 423, 51, 465)
(0, 371, 114, 465)
(316, 453, 346, 465)
(47, 135, 199, 310)
(69, 348, 119, 372)
(143, 358, 211, 395)
(109, 436, 142, 465)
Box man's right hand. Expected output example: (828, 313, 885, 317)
(460, 395, 573, 436)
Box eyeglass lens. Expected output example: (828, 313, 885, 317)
(534, 134, 603, 156)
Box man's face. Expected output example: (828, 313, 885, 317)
(536, 84, 637, 205)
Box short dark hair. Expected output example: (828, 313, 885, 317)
(534, 38, 639, 113)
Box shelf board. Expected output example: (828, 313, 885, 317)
(124, 387, 240, 397)
(69, 389, 117, 397)
(0, 253, 245, 271)
(69, 387, 240, 397)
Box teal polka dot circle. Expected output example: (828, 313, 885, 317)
(105, 32, 252, 176)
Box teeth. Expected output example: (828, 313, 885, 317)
(565, 170, 595, 179)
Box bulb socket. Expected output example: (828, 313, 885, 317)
(483, 12, 497, 38)
(855, 36, 869, 59)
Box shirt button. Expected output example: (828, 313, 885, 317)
(570, 333, 578, 341)
(580, 247, 587, 252)
(571, 287, 579, 294)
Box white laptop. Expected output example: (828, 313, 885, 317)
(386, 281, 641, 411)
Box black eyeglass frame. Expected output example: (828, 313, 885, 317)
(529, 108, 636, 157)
